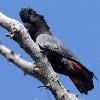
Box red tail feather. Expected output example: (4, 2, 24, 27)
(71, 61, 82, 72)
(69, 60, 94, 94)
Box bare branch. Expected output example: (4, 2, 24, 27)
(0, 12, 79, 100)
(0, 44, 38, 75)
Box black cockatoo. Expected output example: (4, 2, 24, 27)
(19, 8, 96, 94)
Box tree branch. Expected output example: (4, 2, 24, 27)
(0, 12, 78, 100)
(0, 44, 39, 75)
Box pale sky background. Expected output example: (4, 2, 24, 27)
(0, 0, 100, 100)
